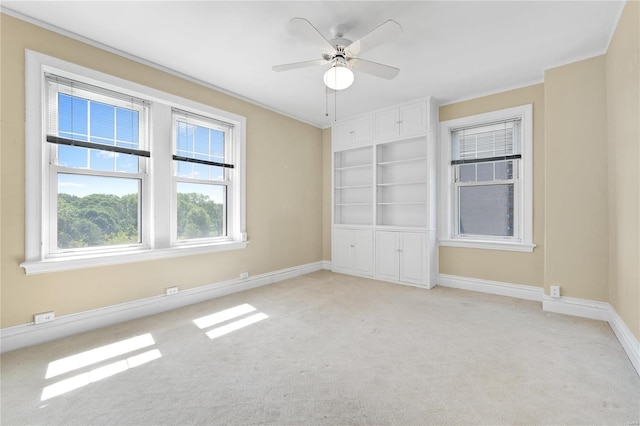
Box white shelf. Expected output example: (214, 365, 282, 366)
(336, 184, 373, 190)
(335, 203, 372, 206)
(377, 181, 426, 187)
(377, 202, 426, 206)
(335, 163, 372, 171)
(377, 157, 426, 166)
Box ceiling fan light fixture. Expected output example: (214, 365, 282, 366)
(323, 65, 354, 91)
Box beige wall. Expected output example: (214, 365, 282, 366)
(322, 128, 332, 261)
(606, 0, 639, 339)
(544, 56, 609, 302)
(439, 84, 545, 287)
(0, 15, 323, 328)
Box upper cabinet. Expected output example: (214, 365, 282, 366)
(375, 101, 427, 141)
(332, 115, 374, 151)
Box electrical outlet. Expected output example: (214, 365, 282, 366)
(165, 286, 179, 295)
(240, 272, 249, 280)
(34, 311, 55, 324)
(550, 285, 561, 298)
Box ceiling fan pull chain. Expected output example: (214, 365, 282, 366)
(325, 85, 329, 118)
(334, 85, 338, 122)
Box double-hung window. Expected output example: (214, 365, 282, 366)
(172, 110, 233, 243)
(23, 50, 246, 274)
(439, 104, 534, 252)
(45, 74, 150, 254)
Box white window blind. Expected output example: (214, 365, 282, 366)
(172, 108, 234, 169)
(452, 119, 521, 163)
(45, 73, 150, 157)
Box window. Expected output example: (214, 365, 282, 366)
(172, 110, 232, 243)
(23, 50, 246, 274)
(45, 75, 150, 255)
(439, 105, 534, 252)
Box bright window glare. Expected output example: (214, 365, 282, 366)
(41, 349, 161, 401)
(45, 334, 155, 379)
(206, 313, 268, 340)
(193, 304, 256, 330)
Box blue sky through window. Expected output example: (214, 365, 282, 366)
(175, 120, 225, 181)
(57, 93, 140, 197)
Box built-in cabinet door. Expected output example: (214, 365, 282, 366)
(375, 230, 427, 286)
(399, 102, 427, 138)
(333, 122, 354, 151)
(399, 232, 426, 285)
(352, 230, 374, 277)
(332, 228, 373, 277)
(375, 231, 399, 281)
(352, 116, 374, 146)
(332, 228, 353, 273)
(333, 116, 374, 150)
(375, 108, 400, 140)
(375, 101, 428, 141)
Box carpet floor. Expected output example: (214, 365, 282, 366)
(1, 270, 639, 425)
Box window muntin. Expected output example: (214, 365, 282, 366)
(439, 104, 533, 252)
(23, 51, 248, 273)
(172, 110, 233, 244)
(46, 75, 149, 255)
(451, 119, 521, 241)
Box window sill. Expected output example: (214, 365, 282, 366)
(438, 238, 536, 253)
(20, 240, 248, 275)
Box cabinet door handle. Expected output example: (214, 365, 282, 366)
(350, 245, 355, 248)
(397, 249, 403, 252)
(396, 120, 403, 124)
(349, 130, 355, 134)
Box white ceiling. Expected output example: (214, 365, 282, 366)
(3, 1, 625, 128)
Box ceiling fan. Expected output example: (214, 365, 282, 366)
(272, 18, 403, 91)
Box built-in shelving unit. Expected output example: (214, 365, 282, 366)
(331, 98, 437, 289)
(376, 137, 427, 227)
(333, 146, 373, 226)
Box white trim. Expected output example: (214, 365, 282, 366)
(20, 241, 249, 275)
(542, 295, 611, 322)
(437, 274, 543, 302)
(608, 305, 640, 377)
(24, 50, 247, 272)
(439, 239, 535, 252)
(439, 78, 544, 107)
(1, 6, 321, 129)
(543, 295, 640, 378)
(439, 274, 639, 378)
(438, 104, 534, 251)
(321, 260, 332, 270)
(1, 261, 324, 353)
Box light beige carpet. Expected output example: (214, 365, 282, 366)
(2, 270, 639, 425)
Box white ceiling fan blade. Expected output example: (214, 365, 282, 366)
(345, 20, 403, 57)
(349, 58, 400, 80)
(272, 59, 329, 72)
(290, 17, 336, 54)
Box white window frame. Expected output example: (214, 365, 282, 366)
(45, 77, 151, 257)
(22, 50, 247, 274)
(171, 110, 233, 245)
(438, 104, 535, 252)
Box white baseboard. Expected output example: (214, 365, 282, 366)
(607, 305, 640, 377)
(321, 260, 332, 270)
(542, 295, 611, 321)
(543, 296, 640, 377)
(437, 273, 639, 378)
(0, 261, 324, 353)
(437, 274, 544, 301)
